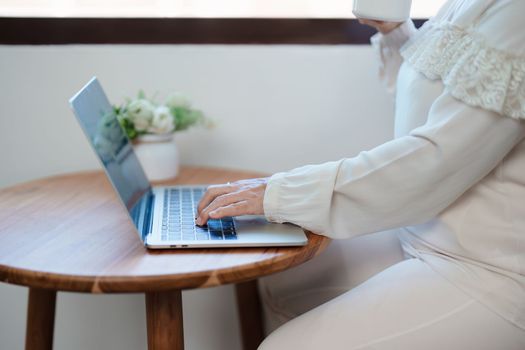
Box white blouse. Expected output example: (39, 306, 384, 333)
(263, 0, 525, 329)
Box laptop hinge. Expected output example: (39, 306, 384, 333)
(142, 191, 155, 241)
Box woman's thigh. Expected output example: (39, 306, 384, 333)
(259, 259, 525, 350)
(259, 229, 405, 333)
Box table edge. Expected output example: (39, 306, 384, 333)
(0, 168, 331, 293)
(0, 232, 330, 293)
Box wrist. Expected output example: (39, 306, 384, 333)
(380, 20, 417, 49)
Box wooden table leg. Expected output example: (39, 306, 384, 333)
(146, 290, 184, 350)
(235, 280, 265, 350)
(25, 288, 57, 350)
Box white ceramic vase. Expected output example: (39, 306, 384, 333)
(133, 133, 179, 181)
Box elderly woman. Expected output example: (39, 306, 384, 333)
(196, 0, 525, 348)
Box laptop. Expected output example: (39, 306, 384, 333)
(69, 77, 308, 249)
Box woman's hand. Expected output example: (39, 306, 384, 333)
(358, 18, 403, 34)
(195, 177, 269, 226)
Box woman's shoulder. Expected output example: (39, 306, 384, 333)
(476, 0, 525, 54)
(399, 0, 525, 120)
(424, 0, 524, 53)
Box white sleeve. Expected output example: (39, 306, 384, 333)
(263, 92, 525, 239)
(370, 20, 418, 94)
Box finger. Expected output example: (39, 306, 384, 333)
(358, 18, 384, 28)
(208, 201, 250, 219)
(358, 19, 376, 26)
(196, 191, 247, 225)
(197, 183, 236, 215)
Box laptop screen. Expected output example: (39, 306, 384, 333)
(69, 77, 151, 221)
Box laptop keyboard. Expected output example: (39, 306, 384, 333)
(161, 188, 237, 241)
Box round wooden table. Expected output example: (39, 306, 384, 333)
(0, 166, 330, 350)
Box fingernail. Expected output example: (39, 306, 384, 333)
(195, 217, 202, 225)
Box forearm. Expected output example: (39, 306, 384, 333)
(264, 93, 525, 239)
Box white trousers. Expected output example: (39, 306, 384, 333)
(257, 230, 525, 350)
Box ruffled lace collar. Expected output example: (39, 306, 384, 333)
(400, 22, 525, 120)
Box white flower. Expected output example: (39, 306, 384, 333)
(148, 105, 175, 134)
(165, 93, 191, 109)
(127, 99, 154, 132)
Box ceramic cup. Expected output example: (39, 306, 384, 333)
(352, 0, 412, 22)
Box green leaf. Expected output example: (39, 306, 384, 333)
(114, 90, 211, 136)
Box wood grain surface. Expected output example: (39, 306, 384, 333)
(146, 290, 184, 350)
(25, 288, 56, 350)
(0, 167, 330, 293)
(235, 280, 265, 350)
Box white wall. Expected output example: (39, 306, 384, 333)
(0, 44, 394, 349)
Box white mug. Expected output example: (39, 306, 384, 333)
(352, 0, 412, 22)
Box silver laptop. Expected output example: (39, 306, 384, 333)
(69, 77, 308, 249)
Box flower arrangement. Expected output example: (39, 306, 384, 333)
(114, 91, 210, 140)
